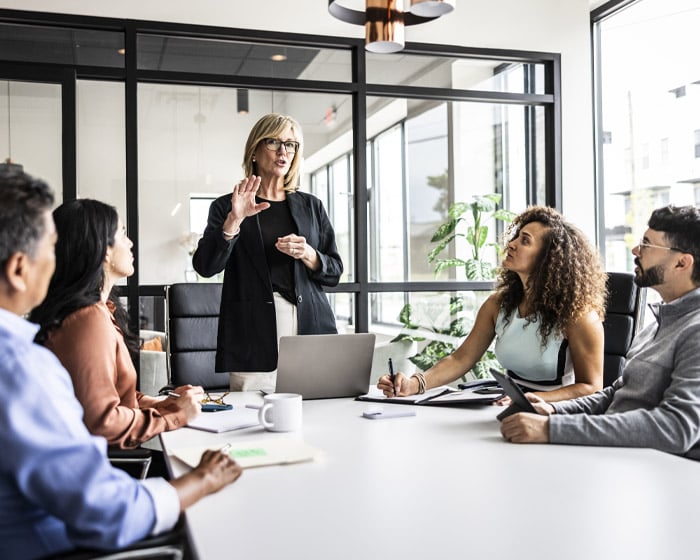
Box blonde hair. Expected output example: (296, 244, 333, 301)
(243, 113, 303, 191)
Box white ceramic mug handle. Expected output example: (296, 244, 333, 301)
(259, 403, 274, 429)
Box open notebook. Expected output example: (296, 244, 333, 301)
(171, 438, 321, 469)
(357, 385, 500, 406)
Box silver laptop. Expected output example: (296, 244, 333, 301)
(275, 333, 376, 399)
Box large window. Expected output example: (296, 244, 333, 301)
(594, 0, 700, 273)
(0, 10, 560, 357)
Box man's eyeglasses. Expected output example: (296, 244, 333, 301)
(262, 138, 299, 154)
(636, 239, 685, 254)
(202, 392, 229, 405)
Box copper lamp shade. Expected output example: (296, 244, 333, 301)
(409, 0, 455, 17)
(365, 0, 405, 53)
(328, 0, 454, 53)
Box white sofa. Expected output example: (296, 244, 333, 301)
(139, 329, 168, 396)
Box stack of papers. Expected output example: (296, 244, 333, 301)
(172, 438, 321, 469)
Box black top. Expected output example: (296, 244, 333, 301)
(257, 196, 296, 304)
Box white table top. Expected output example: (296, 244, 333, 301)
(160, 392, 700, 560)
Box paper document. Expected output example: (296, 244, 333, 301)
(357, 385, 498, 406)
(187, 407, 260, 433)
(172, 438, 321, 469)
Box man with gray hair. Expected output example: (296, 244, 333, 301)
(0, 170, 242, 559)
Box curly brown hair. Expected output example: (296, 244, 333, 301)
(496, 206, 607, 345)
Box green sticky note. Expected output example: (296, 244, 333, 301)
(229, 447, 267, 458)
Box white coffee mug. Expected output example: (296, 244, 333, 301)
(258, 393, 302, 432)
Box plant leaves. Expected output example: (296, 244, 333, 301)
(448, 296, 464, 315)
(397, 304, 419, 329)
(448, 202, 470, 221)
(427, 234, 456, 263)
(493, 208, 517, 222)
(434, 258, 466, 277)
(431, 219, 459, 243)
(474, 225, 488, 250)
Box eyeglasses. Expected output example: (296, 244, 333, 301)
(636, 239, 685, 254)
(262, 138, 299, 154)
(202, 392, 229, 405)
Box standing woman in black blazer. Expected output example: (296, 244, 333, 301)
(193, 113, 343, 392)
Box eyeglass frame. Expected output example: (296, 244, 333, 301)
(636, 238, 687, 254)
(201, 391, 230, 405)
(261, 138, 299, 154)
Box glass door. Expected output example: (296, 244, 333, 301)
(0, 65, 76, 205)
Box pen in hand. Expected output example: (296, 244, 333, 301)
(167, 391, 181, 399)
(388, 358, 396, 397)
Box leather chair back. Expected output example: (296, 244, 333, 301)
(166, 283, 228, 390)
(603, 272, 646, 387)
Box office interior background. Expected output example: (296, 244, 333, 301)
(0, 0, 697, 371)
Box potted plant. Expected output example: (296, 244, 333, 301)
(392, 194, 515, 379)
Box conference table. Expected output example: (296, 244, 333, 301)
(160, 392, 700, 560)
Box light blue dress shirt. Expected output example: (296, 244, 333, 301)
(0, 308, 180, 560)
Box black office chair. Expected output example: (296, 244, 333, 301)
(602, 272, 646, 387)
(108, 447, 153, 480)
(166, 282, 228, 390)
(40, 516, 189, 559)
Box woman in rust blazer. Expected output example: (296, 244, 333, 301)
(30, 199, 203, 450)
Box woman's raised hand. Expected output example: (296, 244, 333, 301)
(225, 176, 270, 229)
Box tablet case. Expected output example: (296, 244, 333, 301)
(490, 369, 536, 420)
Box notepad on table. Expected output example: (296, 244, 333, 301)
(357, 385, 499, 406)
(172, 438, 321, 469)
(187, 407, 260, 433)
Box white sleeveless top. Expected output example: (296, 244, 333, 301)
(494, 307, 574, 391)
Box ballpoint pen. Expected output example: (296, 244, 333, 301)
(167, 391, 181, 399)
(388, 358, 396, 397)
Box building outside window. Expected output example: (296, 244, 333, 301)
(595, 0, 700, 275)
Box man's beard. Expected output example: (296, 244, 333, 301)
(634, 258, 665, 287)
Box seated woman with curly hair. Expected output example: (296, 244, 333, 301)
(378, 206, 608, 403)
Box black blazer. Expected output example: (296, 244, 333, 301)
(192, 190, 343, 372)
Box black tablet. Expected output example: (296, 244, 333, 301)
(489, 368, 536, 421)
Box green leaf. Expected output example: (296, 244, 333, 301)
(427, 235, 456, 263)
(434, 258, 466, 276)
(397, 304, 419, 329)
(472, 196, 496, 213)
(448, 296, 464, 315)
(493, 208, 517, 222)
(481, 261, 496, 279)
(431, 219, 459, 243)
(390, 333, 425, 343)
(448, 202, 470, 221)
(464, 259, 482, 280)
(474, 225, 488, 249)
(449, 317, 468, 337)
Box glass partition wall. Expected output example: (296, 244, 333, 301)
(0, 10, 560, 379)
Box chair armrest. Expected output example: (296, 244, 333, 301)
(108, 447, 152, 479)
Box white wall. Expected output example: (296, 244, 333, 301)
(0, 0, 597, 237)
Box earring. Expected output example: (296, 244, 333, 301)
(252, 156, 256, 162)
